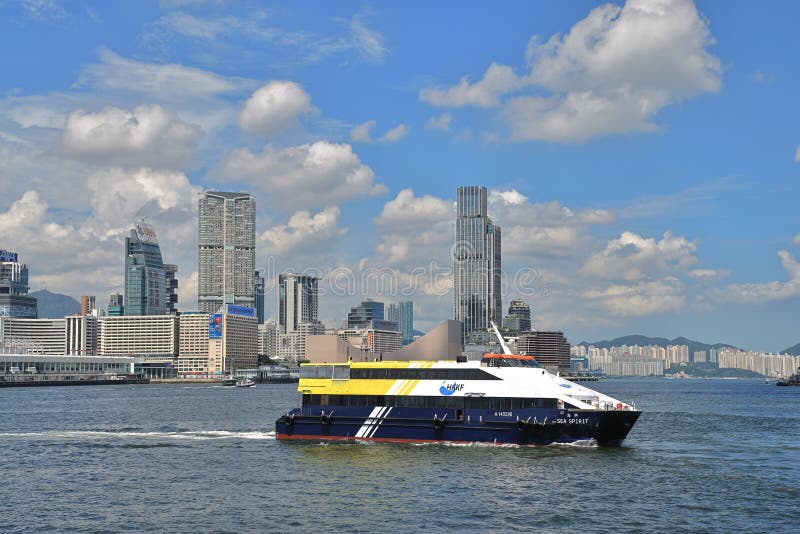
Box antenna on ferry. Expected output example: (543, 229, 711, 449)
(490, 321, 512, 355)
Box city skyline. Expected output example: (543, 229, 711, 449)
(1, 1, 800, 351)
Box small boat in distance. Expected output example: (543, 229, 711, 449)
(776, 367, 800, 386)
(235, 377, 255, 388)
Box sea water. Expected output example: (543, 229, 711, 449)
(1, 379, 798, 532)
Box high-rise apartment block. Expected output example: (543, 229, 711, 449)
(388, 301, 414, 345)
(454, 186, 501, 336)
(108, 293, 124, 316)
(125, 222, 166, 316)
(80, 295, 96, 316)
(198, 192, 256, 313)
(517, 331, 570, 372)
(164, 264, 179, 314)
(278, 274, 319, 334)
(504, 299, 531, 333)
(0, 249, 37, 319)
(254, 270, 265, 324)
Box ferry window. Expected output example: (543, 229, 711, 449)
(302, 394, 310, 405)
(543, 398, 557, 409)
(309, 394, 321, 405)
(445, 398, 462, 409)
(332, 367, 350, 380)
(320, 395, 329, 405)
(511, 398, 527, 410)
(465, 397, 482, 410)
(486, 398, 502, 410)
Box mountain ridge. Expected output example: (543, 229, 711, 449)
(28, 289, 80, 318)
(781, 342, 800, 356)
(576, 335, 740, 357)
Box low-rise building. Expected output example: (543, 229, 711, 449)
(99, 315, 178, 360)
(0, 317, 66, 355)
(178, 312, 211, 375)
(209, 304, 258, 372)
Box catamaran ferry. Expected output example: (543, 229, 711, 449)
(275, 352, 640, 446)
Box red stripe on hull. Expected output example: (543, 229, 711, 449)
(275, 433, 541, 446)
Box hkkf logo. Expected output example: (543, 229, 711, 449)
(439, 382, 464, 396)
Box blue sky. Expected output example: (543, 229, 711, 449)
(1, 0, 799, 351)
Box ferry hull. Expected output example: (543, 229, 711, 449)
(275, 407, 639, 447)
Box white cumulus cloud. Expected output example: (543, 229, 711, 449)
(379, 123, 408, 143)
(420, 0, 722, 142)
(259, 206, 346, 255)
(350, 120, 376, 143)
(217, 141, 386, 210)
(584, 277, 686, 317)
(718, 251, 800, 303)
(62, 105, 203, 168)
(424, 113, 452, 131)
(582, 231, 698, 282)
(238, 81, 314, 136)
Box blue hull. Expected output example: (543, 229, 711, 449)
(275, 405, 639, 446)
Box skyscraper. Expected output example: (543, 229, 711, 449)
(254, 270, 265, 324)
(198, 192, 256, 313)
(399, 300, 414, 345)
(164, 264, 178, 314)
(347, 299, 385, 329)
(454, 186, 502, 337)
(80, 295, 96, 316)
(387, 304, 399, 323)
(278, 274, 319, 334)
(0, 249, 37, 318)
(504, 299, 531, 333)
(108, 293, 124, 316)
(387, 301, 414, 344)
(125, 222, 166, 316)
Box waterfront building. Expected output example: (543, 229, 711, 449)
(65, 315, 98, 356)
(0, 317, 65, 354)
(278, 274, 319, 334)
(177, 312, 211, 376)
(208, 304, 258, 371)
(453, 186, 502, 337)
(0, 353, 134, 376)
(254, 270, 265, 324)
(516, 331, 571, 373)
(347, 299, 387, 329)
(277, 321, 325, 361)
(80, 295, 96, 316)
(258, 320, 279, 359)
(337, 320, 403, 358)
(165, 264, 179, 314)
(125, 222, 166, 316)
(0, 249, 37, 319)
(99, 315, 178, 362)
(198, 192, 256, 313)
(693, 350, 707, 363)
(108, 294, 124, 316)
(503, 300, 531, 333)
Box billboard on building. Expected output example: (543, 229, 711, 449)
(0, 249, 19, 262)
(134, 221, 159, 244)
(209, 314, 223, 338)
(225, 304, 255, 317)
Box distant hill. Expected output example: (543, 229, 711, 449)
(577, 335, 739, 356)
(782, 343, 800, 356)
(28, 289, 80, 318)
